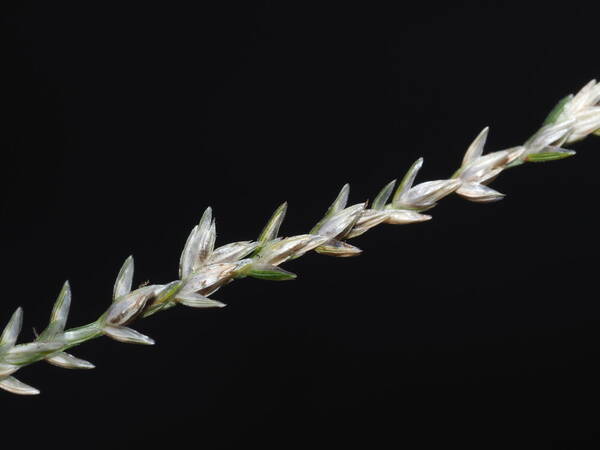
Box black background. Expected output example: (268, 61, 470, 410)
(1, 1, 600, 449)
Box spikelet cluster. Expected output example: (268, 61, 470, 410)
(1, 80, 599, 395)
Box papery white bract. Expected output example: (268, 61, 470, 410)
(209, 241, 259, 264)
(175, 292, 226, 308)
(3, 342, 64, 365)
(391, 157, 424, 208)
(559, 79, 600, 143)
(383, 210, 431, 225)
(46, 352, 95, 370)
(105, 287, 156, 326)
(372, 179, 397, 211)
(346, 210, 389, 238)
(456, 183, 505, 203)
(179, 262, 239, 296)
(395, 179, 461, 210)
(315, 240, 362, 257)
(0, 376, 39, 395)
(258, 202, 288, 245)
(256, 235, 329, 266)
(103, 326, 154, 345)
(0, 363, 18, 377)
(113, 256, 134, 301)
(461, 127, 489, 167)
(0, 307, 23, 352)
(315, 203, 366, 239)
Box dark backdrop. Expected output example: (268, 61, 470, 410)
(1, 2, 600, 449)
